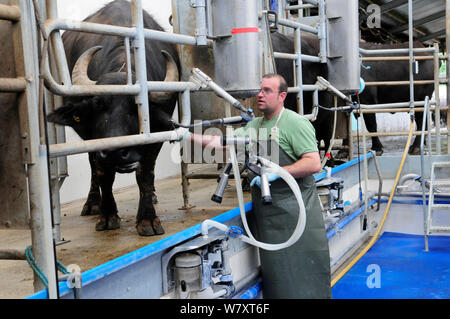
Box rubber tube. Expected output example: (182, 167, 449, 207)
(233, 155, 307, 251)
(201, 150, 307, 251)
(331, 119, 415, 287)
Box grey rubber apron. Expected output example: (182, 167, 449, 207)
(248, 111, 331, 299)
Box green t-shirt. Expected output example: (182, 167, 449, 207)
(233, 108, 318, 162)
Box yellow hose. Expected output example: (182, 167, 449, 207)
(331, 118, 415, 287)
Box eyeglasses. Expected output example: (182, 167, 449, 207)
(258, 88, 286, 95)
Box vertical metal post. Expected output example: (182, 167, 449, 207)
(294, 26, 304, 114)
(180, 89, 194, 210)
(318, 0, 327, 63)
(446, 0, 450, 154)
(18, 0, 58, 298)
(408, 0, 415, 117)
(46, 0, 71, 86)
(433, 43, 441, 154)
(45, 0, 68, 246)
(131, 0, 150, 134)
(124, 37, 132, 85)
(193, 0, 207, 46)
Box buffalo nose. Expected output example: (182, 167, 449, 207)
(115, 147, 140, 163)
(98, 150, 110, 160)
(119, 149, 131, 161)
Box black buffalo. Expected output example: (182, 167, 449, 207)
(357, 41, 435, 155)
(271, 32, 336, 163)
(47, 0, 180, 236)
(272, 33, 435, 159)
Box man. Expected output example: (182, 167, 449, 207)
(185, 74, 331, 298)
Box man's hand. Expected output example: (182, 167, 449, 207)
(250, 173, 280, 188)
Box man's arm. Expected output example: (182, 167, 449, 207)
(187, 133, 226, 149)
(282, 151, 321, 179)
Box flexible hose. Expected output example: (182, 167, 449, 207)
(321, 96, 338, 169)
(331, 118, 415, 287)
(201, 145, 307, 251)
(232, 152, 307, 251)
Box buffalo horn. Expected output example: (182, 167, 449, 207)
(72, 46, 102, 85)
(149, 50, 179, 103)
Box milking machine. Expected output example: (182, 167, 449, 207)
(161, 134, 307, 298)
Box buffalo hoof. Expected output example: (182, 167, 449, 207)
(373, 149, 384, 156)
(408, 145, 421, 155)
(107, 215, 121, 230)
(335, 150, 349, 160)
(136, 218, 165, 236)
(95, 217, 108, 231)
(95, 215, 121, 231)
(81, 203, 101, 216)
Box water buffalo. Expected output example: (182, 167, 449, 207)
(47, 0, 180, 236)
(271, 32, 336, 163)
(272, 33, 435, 158)
(357, 41, 435, 155)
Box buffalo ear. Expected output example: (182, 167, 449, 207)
(47, 101, 89, 127)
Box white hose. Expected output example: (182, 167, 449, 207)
(201, 146, 307, 251)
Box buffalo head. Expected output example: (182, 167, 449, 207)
(47, 46, 179, 173)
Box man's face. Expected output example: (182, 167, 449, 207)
(257, 77, 286, 114)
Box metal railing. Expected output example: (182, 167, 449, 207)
(268, 0, 327, 118)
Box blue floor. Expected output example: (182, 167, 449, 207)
(332, 232, 450, 299)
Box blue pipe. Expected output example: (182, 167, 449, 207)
(237, 279, 262, 299)
(326, 198, 378, 239)
(314, 152, 373, 182)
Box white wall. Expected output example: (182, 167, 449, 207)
(56, 0, 181, 203)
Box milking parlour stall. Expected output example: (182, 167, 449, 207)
(0, 0, 449, 311)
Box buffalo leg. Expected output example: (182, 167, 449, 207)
(362, 113, 384, 155)
(135, 143, 164, 236)
(95, 167, 120, 231)
(409, 111, 424, 155)
(81, 153, 101, 216)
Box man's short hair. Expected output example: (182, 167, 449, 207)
(262, 73, 288, 93)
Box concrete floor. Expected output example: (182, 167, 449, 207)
(0, 132, 447, 299)
(0, 166, 251, 299)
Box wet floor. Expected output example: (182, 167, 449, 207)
(0, 131, 448, 299)
(0, 164, 251, 299)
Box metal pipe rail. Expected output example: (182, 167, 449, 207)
(354, 106, 448, 114)
(42, 18, 210, 47)
(0, 77, 27, 92)
(49, 86, 192, 158)
(0, 3, 21, 21)
(285, 4, 315, 10)
(266, 0, 328, 117)
(271, 16, 318, 34)
(359, 47, 436, 55)
(361, 55, 447, 62)
(273, 51, 321, 63)
(352, 130, 447, 138)
(358, 100, 434, 110)
(364, 80, 435, 87)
